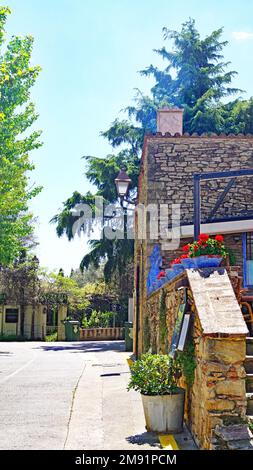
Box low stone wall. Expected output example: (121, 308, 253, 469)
(145, 268, 248, 449)
(80, 327, 124, 341)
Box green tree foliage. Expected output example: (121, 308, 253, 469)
(40, 268, 114, 322)
(53, 18, 252, 282)
(70, 264, 104, 286)
(0, 7, 42, 266)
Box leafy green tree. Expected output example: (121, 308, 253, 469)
(53, 18, 251, 283)
(70, 263, 104, 287)
(0, 7, 42, 266)
(40, 268, 109, 320)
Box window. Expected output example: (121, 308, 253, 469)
(5, 308, 19, 324)
(243, 233, 253, 287)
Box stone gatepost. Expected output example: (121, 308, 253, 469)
(57, 304, 67, 341)
(187, 268, 248, 449)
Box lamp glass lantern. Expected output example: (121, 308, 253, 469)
(115, 169, 132, 199)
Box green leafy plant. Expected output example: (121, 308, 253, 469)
(45, 332, 58, 342)
(128, 353, 182, 396)
(82, 310, 122, 328)
(177, 340, 196, 387)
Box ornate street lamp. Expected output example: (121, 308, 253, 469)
(114, 169, 132, 203)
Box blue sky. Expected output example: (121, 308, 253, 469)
(4, 0, 253, 273)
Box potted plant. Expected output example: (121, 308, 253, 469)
(128, 353, 185, 433)
(181, 234, 228, 268)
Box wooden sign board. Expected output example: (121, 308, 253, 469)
(169, 287, 187, 358)
(177, 314, 191, 351)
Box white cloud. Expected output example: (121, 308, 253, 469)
(232, 31, 253, 41)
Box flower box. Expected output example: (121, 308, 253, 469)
(193, 255, 223, 268)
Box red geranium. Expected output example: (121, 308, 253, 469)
(198, 233, 209, 243)
(215, 234, 224, 243)
(182, 244, 190, 253)
(171, 258, 181, 265)
(180, 254, 189, 259)
(157, 271, 166, 279)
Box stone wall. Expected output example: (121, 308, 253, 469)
(144, 268, 248, 449)
(146, 136, 253, 225)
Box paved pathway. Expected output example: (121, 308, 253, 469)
(0, 341, 155, 449)
(0, 341, 196, 450)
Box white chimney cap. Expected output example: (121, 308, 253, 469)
(157, 108, 183, 136)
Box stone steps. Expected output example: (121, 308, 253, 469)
(212, 424, 253, 450)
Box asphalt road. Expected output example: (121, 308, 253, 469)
(0, 341, 161, 450)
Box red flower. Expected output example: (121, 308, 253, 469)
(182, 244, 190, 253)
(180, 254, 189, 259)
(198, 233, 209, 243)
(171, 258, 181, 265)
(157, 271, 166, 279)
(193, 245, 199, 252)
(215, 234, 224, 243)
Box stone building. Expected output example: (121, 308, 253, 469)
(134, 109, 253, 449)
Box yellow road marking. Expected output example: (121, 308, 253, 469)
(159, 434, 180, 450)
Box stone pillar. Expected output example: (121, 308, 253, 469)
(58, 305, 67, 341)
(24, 305, 32, 339)
(34, 304, 46, 340)
(190, 329, 247, 449)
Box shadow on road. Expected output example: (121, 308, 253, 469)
(35, 340, 126, 354)
(126, 432, 159, 448)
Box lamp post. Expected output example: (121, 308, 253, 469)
(114, 169, 132, 206)
(114, 168, 134, 240)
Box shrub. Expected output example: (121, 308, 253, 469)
(128, 353, 181, 396)
(45, 332, 58, 342)
(82, 310, 125, 328)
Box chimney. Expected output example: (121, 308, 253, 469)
(157, 108, 183, 136)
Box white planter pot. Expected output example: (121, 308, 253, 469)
(141, 388, 185, 433)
